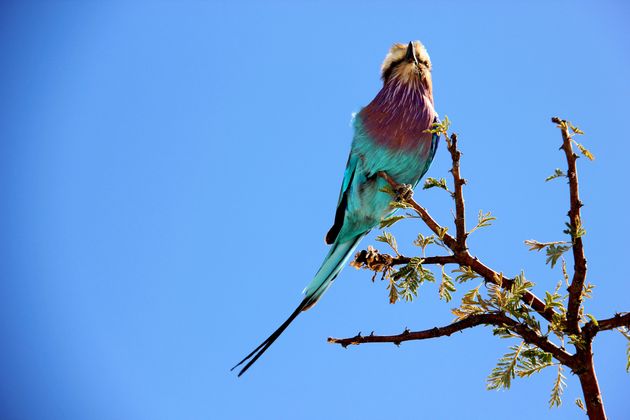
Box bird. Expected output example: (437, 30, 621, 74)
(232, 41, 439, 376)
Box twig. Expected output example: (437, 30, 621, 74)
(328, 312, 575, 367)
(551, 117, 604, 420)
(446, 133, 467, 251)
(351, 248, 456, 270)
(376, 170, 556, 323)
(552, 117, 588, 335)
(583, 312, 630, 340)
(377, 171, 458, 250)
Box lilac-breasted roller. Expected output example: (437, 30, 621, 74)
(233, 41, 439, 376)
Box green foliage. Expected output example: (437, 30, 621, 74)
(379, 215, 406, 229)
(413, 233, 435, 255)
(544, 290, 565, 312)
(523, 240, 572, 269)
(387, 258, 435, 304)
(425, 115, 451, 137)
(575, 398, 585, 411)
(581, 282, 594, 300)
(469, 210, 496, 234)
(568, 334, 586, 351)
(560, 120, 594, 161)
(545, 168, 567, 182)
(545, 244, 572, 268)
(389, 200, 414, 210)
(584, 313, 598, 326)
(376, 231, 399, 256)
(438, 266, 456, 302)
(387, 276, 398, 304)
(568, 122, 584, 136)
(488, 341, 562, 406)
(487, 340, 564, 408)
(437, 226, 449, 241)
(549, 365, 566, 408)
(516, 348, 554, 378)
(574, 141, 594, 160)
(452, 284, 487, 320)
(452, 266, 479, 283)
(487, 342, 525, 390)
(544, 280, 568, 336)
(525, 239, 572, 268)
(423, 177, 450, 192)
(563, 221, 586, 241)
(487, 273, 539, 332)
(524, 239, 570, 252)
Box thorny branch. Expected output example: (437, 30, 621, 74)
(376, 143, 557, 323)
(552, 116, 589, 335)
(583, 313, 630, 341)
(328, 312, 575, 367)
(329, 118, 627, 420)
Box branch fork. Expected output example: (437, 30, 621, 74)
(328, 118, 624, 420)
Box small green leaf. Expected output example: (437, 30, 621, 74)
(524, 240, 570, 252)
(469, 210, 496, 234)
(375, 231, 399, 256)
(549, 365, 566, 408)
(563, 221, 586, 240)
(452, 266, 479, 283)
(423, 177, 450, 192)
(545, 244, 571, 268)
(573, 139, 594, 160)
(487, 342, 524, 390)
(413, 233, 435, 254)
(585, 313, 598, 326)
(438, 266, 456, 302)
(545, 168, 567, 182)
(452, 284, 487, 320)
(437, 226, 448, 240)
(379, 215, 406, 229)
(569, 122, 584, 135)
(424, 115, 451, 136)
(575, 398, 585, 411)
(387, 277, 399, 304)
(581, 282, 595, 300)
(389, 200, 414, 210)
(516, 347, 553, 377)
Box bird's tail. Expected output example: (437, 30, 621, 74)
(301, 234, 365, 309)
(231, 235, 364, 377)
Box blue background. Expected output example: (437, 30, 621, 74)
(1, 1, 628, 419)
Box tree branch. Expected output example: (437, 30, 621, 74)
(328, 312, 575, 367)
(552, 117, 588, 335)
(583, 312, 630, 340)
(446, 133, 468, 251)
(351, 247, 456, 272)
(595, 312, 630, 331)
(377, 170, 458, 250)
(375, 169, 556, 323)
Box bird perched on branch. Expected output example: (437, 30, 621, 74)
(233, 41, 440, 376)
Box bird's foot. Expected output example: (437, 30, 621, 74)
(395, 183, 414, 202)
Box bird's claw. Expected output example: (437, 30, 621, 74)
(395, 183, 414, 202)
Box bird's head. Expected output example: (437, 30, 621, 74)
(380, 41, 432, 88)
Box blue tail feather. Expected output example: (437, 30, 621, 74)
(232, 234, 364, 376)
(302, 234, 365, 308)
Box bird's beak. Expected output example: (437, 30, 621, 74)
(405, 41, 418, 64)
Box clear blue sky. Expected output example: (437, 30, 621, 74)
(1, 1, 629, 419)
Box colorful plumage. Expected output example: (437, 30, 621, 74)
(232, 41, 439, 376)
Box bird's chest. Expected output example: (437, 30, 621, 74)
(353, 116, 434, 183)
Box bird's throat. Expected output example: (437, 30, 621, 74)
(359, 77, 435, 151)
